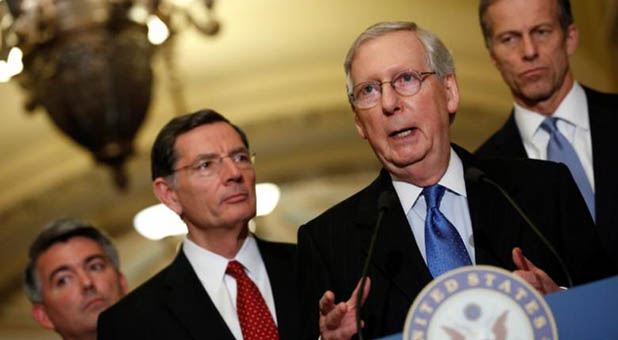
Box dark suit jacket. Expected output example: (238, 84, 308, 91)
(98, 238, 298, 340)
(297, 145, 616, 340)
(475, 86, 618, 264)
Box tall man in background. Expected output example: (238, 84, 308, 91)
(475, 0, 618, 263)
(98, 109, 298, 340)
(298, 21, 615, 340)
(25, 218, 127, 340)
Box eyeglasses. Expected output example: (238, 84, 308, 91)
(174, 150, 255, 178)
(349, 70, 436, 109)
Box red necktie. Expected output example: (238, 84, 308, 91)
(226, 260, 280, 340)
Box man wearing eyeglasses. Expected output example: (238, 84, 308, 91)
(98, 109, 299, 340)
(297, 21, 615, 340)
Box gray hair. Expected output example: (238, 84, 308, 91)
(479, 0, 574, 48)
(24, 218, 120, 303)
(344, 21, 455, 99)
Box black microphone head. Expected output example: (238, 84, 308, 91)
(465, 167, 487, 184)
(377, 191, 395, 211)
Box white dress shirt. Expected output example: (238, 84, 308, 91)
(392, 148, 476, 264)
(182, 234, 278, 340)
(513, 81, 595, 191)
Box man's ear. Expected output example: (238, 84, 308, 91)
(152, 177, 183, 215)
(565, 24, 579, 56)
(353, 111, 367, 140)
(32, 304, 55, 330)
(443, 73, 460, 114)
(118, 272, 129, 296)
(488, 44, 500, 69)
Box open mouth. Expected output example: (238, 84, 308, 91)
(389, 128, 416, 138)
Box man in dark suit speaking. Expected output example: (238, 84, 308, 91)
(98, 110, 298, 340)
(297, 21, 616, 340)
(475, 0, 618, 264)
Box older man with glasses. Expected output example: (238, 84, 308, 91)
(98, 109, 299, 340)
(297, 21, 616, 340)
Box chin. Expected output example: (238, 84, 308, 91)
(226, 207, 256, 225)
(391, 148, 429, 167)
(519, 81, 555, 101)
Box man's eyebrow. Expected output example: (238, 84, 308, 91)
(48, 265, 71, 283)
(193, 147, 249, 159)
(186, 146, 249, 166)
(228, 146, 249, 154)
(190, 152, 220, 162)
(84, 254, 108, 264)
(47, 254, 108, 282)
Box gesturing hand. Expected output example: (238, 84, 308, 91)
(512, 247, 561, 294)
(319, 278, 371, 340)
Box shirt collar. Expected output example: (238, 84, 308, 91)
(514, 82, 589, 141)
(391, 147, 467, 214)
(554, 81, 589, 130)
(182, 233, 263, 292)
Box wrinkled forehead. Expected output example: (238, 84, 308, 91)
(174, 122, 246, 160)
(35, 236, 107, 278)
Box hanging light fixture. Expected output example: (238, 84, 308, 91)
(0, 0, 220, 189)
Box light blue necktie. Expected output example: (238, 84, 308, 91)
(540, 117, 595, 221)
(424, 184, 472, 278)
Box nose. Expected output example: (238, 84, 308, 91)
(77, 270, 95, 291)
(521, 34, 538, 60)
(220, 157, 243, 183)
(380, 82, 401, 115)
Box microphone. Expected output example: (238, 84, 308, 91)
(465, 167, 573, 287)
(356, 191, 395, 340)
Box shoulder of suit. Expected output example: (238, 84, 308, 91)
(256, 237, 297, 255)
(300, 171, 384, 231)
(479, 157, 568, 185)
(582, 84, 618, 102)
(103, 255, 179, 316)
(475, 114, 518, 158)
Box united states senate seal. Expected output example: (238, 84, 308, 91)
(402, 265, 557, 340)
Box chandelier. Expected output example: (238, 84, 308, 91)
(0, 0, 220, 189)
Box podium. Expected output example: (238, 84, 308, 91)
(377, 275, 618, 340)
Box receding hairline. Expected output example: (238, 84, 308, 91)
(345, 23, 422, 76)
(479, 0, 574, 48)
(351, 30, 425, 68)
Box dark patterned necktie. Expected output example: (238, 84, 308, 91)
(423, 184, 472, 278)
(226, 260, 280, 340)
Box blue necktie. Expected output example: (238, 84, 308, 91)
(424, 184, 472, 278)
(540, 117, 595, 221)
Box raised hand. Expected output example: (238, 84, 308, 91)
(512, 247, 561, 294)
(318, 277, 371, 340)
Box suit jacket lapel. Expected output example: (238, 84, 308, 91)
(356, 169, 432, 303)
(454, 145, 516, 268)
(164, 251, 236, 340)
(257, 239, 297, 340)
